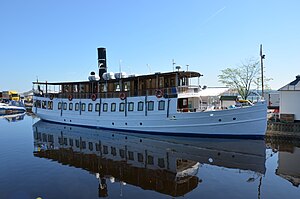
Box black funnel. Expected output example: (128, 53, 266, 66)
(97, 48, 107, 79)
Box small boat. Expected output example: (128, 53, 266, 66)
(0, 100, 26, 114)
(32, 48, 267, 139)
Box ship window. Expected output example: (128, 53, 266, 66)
(147, 155, 154, 165)
(36, 100, 41, 108)
(128, 151, 134, 160)
(63, 138, 68, 145)
(81, 141, 86, 149)
(103, 103, 108, 112)
(33, 100, 36, 107)
(75, 103, 79, 111)
(103, 145, 108, 154)
(119, 149, 125, 158)
(95, 103, 100, 112)
(63, 102, 67, 110)
(138, 153, 144, 162)
(111, 147, 116, 156)
(48, 135, 54, 142)
(48, 101, 53, 110)
(89, 142, 93, 151)
(138, 101, 144, 111)
(128, 102, 134, 111)
(75, 139, 80, 148)
(158, 158, 165, 168)
(42, 101, 46, 109)
(81, 103, 86, 111)
(147, 101, 154, 111)
(88, 103, 93, 112)
(119, 102, 125, 112)
(58, 102, 62, 110)
(158, 100, 165, 110)
(69, 103, 73, 110)
(69, 139, 73, 146)
(42, 134, 47, 142)
(111, 103, 116, 112)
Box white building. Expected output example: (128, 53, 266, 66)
(278, 75, 300, 121)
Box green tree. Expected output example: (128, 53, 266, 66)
(218, 59, 262, 100)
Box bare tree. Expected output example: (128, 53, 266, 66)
(218, 59, 260, 100)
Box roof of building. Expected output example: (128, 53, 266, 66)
(278, 75, 300, 91)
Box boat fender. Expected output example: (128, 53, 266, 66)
(68, 94, 73, 101)
(91, 94, 97, 101)
(119, 93, 126, 100)
(155, 89, 163, 98)
(49, 94, 54, 100)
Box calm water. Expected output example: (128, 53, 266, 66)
(0, 114, 299, 199)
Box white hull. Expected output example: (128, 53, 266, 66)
(33, 96, 267, 138)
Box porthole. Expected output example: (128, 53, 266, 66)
(218, 119, 222, 122)
(112, 122, 114, 125)
(125, 123, 127, 125)
(233, 118, 236, 120)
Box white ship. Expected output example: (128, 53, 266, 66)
(32, 48, 267, 138)
(33, 120, 266, 197)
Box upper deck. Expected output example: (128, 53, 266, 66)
(33, 71, 202, 100)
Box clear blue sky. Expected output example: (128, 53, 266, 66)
(1, 0, 299, 92)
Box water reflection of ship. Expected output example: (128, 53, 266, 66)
(33, 120, 266, 197)
(0, 112, 25, 122)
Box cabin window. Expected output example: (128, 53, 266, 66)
(111, 147, 116, 156)
(124, 82, 130, 91)
(88, 103, 93, 112)
(89, 142, 93, 151)
(158, 100, 165, 110)
(75, 139, 80, 148)
(69, 139, 73, 147)
(36, 100, 41, 108)
(75, 103, 79, 111)
(42, 101, 46, 109)
(115, 83, 120, 91)
(159, 77, 164, 88)
(128, 151, 134, 160)
(103, 145, 108, 154)
(119, 149, 125, 158)
(147, 155, 154, 165)
(128, 102, 134, 111)
(138, 153, 144, 162)
(81, 103, 86, 111)
(95, 103, 100, 112)
(103, 103, 108, 112)
(33, 100, 36, 107)
(138, 102, 144, 111)
(111, 103, 116, 112)
(58, 102, 62, 110)
(63, 102, 67, 110)
(158, 158, 165, 168)
(119, 102, 125, 112)
(47, 101, 53, 110)
(147, 101, 154, 111)
(69, 103, 73, 110)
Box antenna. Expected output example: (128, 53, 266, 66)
(186, 64, 189, 71)
(119, 59, 122, 73)
(260, 44, 265, 98)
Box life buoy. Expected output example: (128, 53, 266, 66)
(119, 92, 126, 100)
(91, 94, 97, 101)
(155, 89, 163, 98)
(49, 94, 54, 100)
(68, 94, 73, 101)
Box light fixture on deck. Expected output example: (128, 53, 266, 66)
(175, 65, 181, 72)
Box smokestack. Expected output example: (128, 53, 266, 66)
(97, 47, 107, 79)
